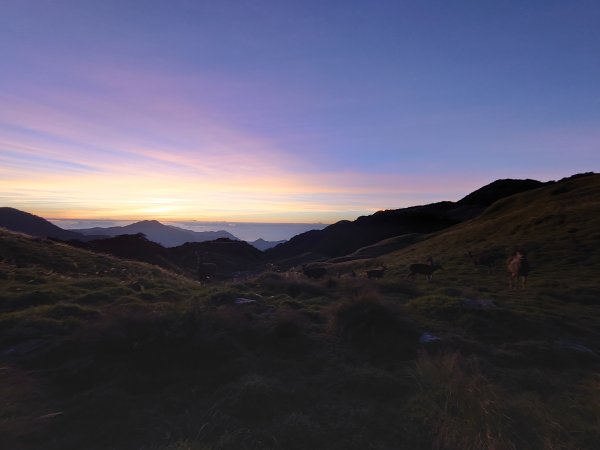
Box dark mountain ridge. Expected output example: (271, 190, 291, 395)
(65, 233, 264, 279)
(0, 207, 89, 242)
(457, 178, 544, 206)
(264, 177, 553, 265)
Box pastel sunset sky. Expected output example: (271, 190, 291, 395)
(2, 1, 599, 223)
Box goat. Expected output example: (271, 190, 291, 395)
(407, 259, 442, 280)
(198, 262, 218, 283)
(507, 250, 529, 289)
(265, 263, 280, 272)
(366, 266, 386, 279)
(196, 250, 218, 284)
(467, 251, 495, 271)
(302, 265, 327, 279)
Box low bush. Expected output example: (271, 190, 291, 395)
(327, 291, 421, 360)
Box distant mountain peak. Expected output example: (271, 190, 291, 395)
(458, 178, 544, 207)
(129, 220, 163, 227)
(72, 220, 239, 247)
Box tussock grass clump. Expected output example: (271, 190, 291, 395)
(205, 285, 260, 306)
(224, 374, 289, 421)
(407, 351, 518, 450)
(255, 271, 327, 298)
(407, 294, 463, 317)
(334, 363, 410, 400)
(0, 365, 54, 449)
(327, 291, 421, 359)
(276, 412, 320, 450)
(270, 308, 310, 339)
(3, 289, 65, 311)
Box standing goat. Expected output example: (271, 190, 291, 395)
(366, 266, 386, 279)
(198, 262, 218, 283)
(407, 258, 442, 280)
(507, 250, 529, 289)
(196, 251, 218, 284)
(302, 265, 327, 279)
(467, 251, 495, 272)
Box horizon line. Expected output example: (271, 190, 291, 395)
(47, 217, 332, 226)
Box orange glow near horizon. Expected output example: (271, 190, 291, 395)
(1, 163, 483, 223)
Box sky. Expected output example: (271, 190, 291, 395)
(1, 0, 599, 223)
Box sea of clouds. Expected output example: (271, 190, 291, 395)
(51, 219, 328, 242)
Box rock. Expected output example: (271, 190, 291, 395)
(462, 299, 497, 310)
(419, 332, 441, 344)
(234, 298, 258, 305)
(555, 340, 597, 357)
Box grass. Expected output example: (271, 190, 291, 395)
(1, 176, 600, 449)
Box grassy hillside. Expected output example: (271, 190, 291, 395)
(1, 174, 599, 449)
(265, 178, 544, 264)
(380, 172, 600, 287)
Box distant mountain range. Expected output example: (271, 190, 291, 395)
(0, 209, 284, 250)
(250, 238, 287, 251)
(72, 220, 238, 247)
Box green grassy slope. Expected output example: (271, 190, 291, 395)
(0, 230, 203, 348)
(1, 174, 599, 450)
(375, 173, 600, 297)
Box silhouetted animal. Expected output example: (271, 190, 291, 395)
(196, 250, 218, 283)
(366, 266, 386, 279)
(467, 251, 495, 270)
(265, 263, 280, 272)
(407, 260, 442, 280)
(507, 250, 529, 288)
(198, 262, 218, 282)
(303, 265, 327, 279)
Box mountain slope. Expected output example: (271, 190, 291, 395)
(457, 178, 544, 207)
(66, 233, 264, 279)
(379, 173, 600, 284)
(266, 178, 547, 264)
(0, 207, 87, 241)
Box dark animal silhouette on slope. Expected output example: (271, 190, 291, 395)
(196, 251, 218, 283)
(407, 257, 442, 280)
(507, 250, 529, 289)
(303, 265, 327, 279)
(467, 250, 496, 272)
(198, 262, 218, 282)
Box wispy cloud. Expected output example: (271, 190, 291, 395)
(6, 62, 475, 222)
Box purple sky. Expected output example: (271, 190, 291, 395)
(1, 1, 599, 222)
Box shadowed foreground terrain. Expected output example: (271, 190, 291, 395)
(1, 174, 600, 449)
